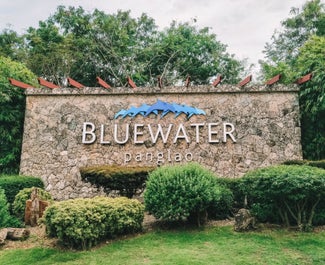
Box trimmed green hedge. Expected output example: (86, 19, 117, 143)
(43, 196, 144, 249)
(241, 165, 325, 230)
(80, 165, 155, 198)
(0, 175, 44, 204)
(283, 160, 325, 169)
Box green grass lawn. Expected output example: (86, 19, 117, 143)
(0, 226, 324, 265)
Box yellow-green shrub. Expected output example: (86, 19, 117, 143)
(43, 197, 144, 249)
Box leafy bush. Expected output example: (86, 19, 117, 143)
(280, 161, 325, 225)
(43, 196, 144, 249)
(13, 187, 53, 221)
(0, 188, 22, 228)
(241, 165, 325, 231)
(80, 165, 155, 198)
(0, 175, 44, 205)
(207, 186, 234, 220)
(215, 177, 245, 211)
(144, 163, 232, 226)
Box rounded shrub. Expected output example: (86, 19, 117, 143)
(13, 187, 53, 221)
(144, 163, 232, 226)
(43, 196, 144, 249)
(241, 165, 325, 230)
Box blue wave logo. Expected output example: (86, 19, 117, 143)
(114, 100, 206, 119)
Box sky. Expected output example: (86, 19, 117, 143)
(0, 0, 308, 72)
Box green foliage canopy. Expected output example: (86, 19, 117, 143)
(263, 0, 325, 65)
(2, 6, 243, 87)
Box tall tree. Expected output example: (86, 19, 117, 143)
(88, 9, 159, 86)
(0, 29, 26, 61)
(260, 0, 325, 160)
(263, 0, 325, 66)
(148, 21, 242, 85)
(26, 20, 73, 86)
(0, 56, 38, 173)
(296, 36, 325, 159)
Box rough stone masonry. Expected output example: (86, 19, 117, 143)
(20, 84, 302, 200)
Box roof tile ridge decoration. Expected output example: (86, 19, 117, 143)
(238, 75, 252, 87)
(38, 77, 60, 89)
(212, 75, 222, 87)
(67, 77, 85, 89)
(296, 73, 312, 85)
(96, 76, 111, 89)
(8, 78, 33, 89)
(185, 75, 191, 88)
(127, 76, 137, 88)
(265, 74, 281, 86)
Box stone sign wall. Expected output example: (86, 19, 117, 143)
(20, 85, 302, 200)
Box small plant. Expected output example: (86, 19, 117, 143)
(12, 187, 53, 221)
(144, 163, 232, 226)
(80, 165, 155, 198)
(241, 165, 325, 231)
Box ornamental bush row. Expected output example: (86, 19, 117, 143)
(43, 197, 144, 249)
